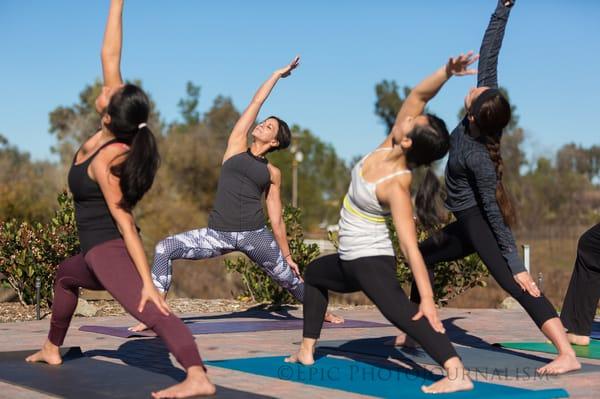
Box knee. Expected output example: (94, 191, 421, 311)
(154, 238, 172, 258)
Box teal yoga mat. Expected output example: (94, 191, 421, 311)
(206, 355, 569, 398)
(497, 341, 600, 360)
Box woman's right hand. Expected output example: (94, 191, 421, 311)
(138, 284, 171, 316)
(275, 56, 300, 78)
(445, 51, 479, 77)
(412, 297, 445, 334)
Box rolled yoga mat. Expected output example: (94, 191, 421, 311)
(314, 337, 600, 376)
(80, 318, 390, 338)
(496, 341, 600, 360)
(205, 355, 570, 399)
(0, 347, 275, 399)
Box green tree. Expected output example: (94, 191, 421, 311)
(177, 81, 201, 126)
(374, 80, 411, 133)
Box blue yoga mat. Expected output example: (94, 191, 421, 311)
(206, 355, 569, 398)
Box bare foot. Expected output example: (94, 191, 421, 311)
(567, 333, 590, 346)
(421, 376, 474, 394)
(385, 334, 421, 348)
(285, 341, 315, 366)
(537, 354, 581, 375)
(25, 340, 62, 365)
(151, 366, 216, 398)
(324, 312, 344, 324)
(128, 322, 149, 332)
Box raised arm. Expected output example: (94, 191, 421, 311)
(223, 56, 300, 163)
(386, 53, 478, 145)
(477, 0, 515, 88)
(101, 0, 124, 88)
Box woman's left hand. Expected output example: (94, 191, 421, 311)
(514, 271, 541, 297)
(445, 51, 479, 77)
(286, 256, 304, 282)
(138, 284, 171, 316)
(275, 56, 300, 78)
(412, 297, 445, 334)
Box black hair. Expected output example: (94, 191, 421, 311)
(405, 113, 450, 230)
(470, 89, 516, 226)
(105, 84, 160, 212)
(265, 116, 291, 153)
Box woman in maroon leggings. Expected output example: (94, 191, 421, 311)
(25, 1, 214, 397)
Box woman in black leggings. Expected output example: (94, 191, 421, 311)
(287, 51, 479, 394)
(560, 223, 600, 346)
(405, 0, 580, 375)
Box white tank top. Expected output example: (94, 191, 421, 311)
(338, 148, 411, 261)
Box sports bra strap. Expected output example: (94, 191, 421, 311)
(73, 138, 120, 166)
(373, 169, 411, 185)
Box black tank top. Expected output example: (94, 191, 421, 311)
(68, 139, 122, 253)
(208, 149, 271, 231)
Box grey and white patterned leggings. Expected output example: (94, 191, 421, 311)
(151, 226, 304, 302)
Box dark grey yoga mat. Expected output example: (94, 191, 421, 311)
(80, 318, 390, 338)
(316, 337, 600, 377)
(0, 347, 275, 398)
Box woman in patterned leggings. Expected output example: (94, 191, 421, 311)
(130, 56, 342, 331)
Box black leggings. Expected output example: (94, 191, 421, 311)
(410, 206, 557, 329)
(303, 254, 458, 366)
(560, 223, 600, 336)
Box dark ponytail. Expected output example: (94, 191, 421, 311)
(405, 113, 450, 230)
(470, 90, 516, 226)
(105, 84, 160, 212)
(415, 167, 446, 231)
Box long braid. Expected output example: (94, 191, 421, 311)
(484, 134, 516, 227)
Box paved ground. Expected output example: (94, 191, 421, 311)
(1, 307, 598, 398)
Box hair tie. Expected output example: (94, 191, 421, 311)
(138, 122, 147, 130)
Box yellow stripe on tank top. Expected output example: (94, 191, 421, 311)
(342, 195, 387, 224)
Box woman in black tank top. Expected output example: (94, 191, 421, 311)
(25, 1, 215, 397)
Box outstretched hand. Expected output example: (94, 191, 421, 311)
(445, 51, 479, 77)
(276, 56, 300, 78)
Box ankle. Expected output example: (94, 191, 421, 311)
(300, 339, 316, 353)
(43, 339, 59, 351)
(186, 365, 208, 379)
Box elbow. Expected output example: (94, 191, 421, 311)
(116, 219, 137, 237)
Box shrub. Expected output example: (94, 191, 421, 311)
(0, 191, 79, 306)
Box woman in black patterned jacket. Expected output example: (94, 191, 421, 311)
(405, 0, 580, 375)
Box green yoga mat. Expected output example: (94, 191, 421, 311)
(497, 341, 600, 359)
(206, 355, 570, 399)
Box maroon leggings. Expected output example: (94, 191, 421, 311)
(48, 238, 204, 370)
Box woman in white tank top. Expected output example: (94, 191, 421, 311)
(288, 52, 479, 394)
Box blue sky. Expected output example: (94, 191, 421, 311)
(1, 0, 598, 163)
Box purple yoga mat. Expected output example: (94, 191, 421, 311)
(79, 319, 390, 338)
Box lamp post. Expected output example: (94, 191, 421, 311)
(291, 143, 303, 208)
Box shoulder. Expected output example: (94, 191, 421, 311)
(267, 164, 281, 181)
(381, 172, 412, 200)
(95, 142, 129, 167)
